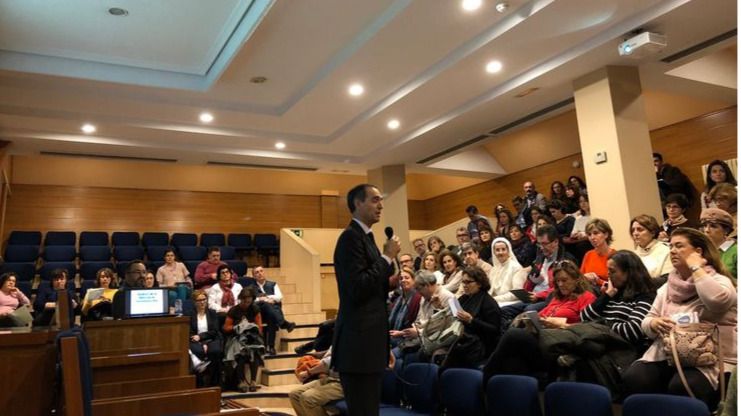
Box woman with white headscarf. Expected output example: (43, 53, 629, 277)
(488, 237, 528, 307)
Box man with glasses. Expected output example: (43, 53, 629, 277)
(452, 227, 471, 258)
(500, 225, 575, 326)
(461, 242, 492, 274)
(700, 208, 737, 281)
(112, 260, 147, 319)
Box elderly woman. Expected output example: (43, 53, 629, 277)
(388, 267, 422, 348)
(659, 193, 698, 242)
(509, 225, 536, 267)
(223, 286, 265, 392)
(631, 214, 673, 282)
(34, 268, 78, 326)
(421, 251, 445, 284)
(488, 238, 527, 307)
(701, 160, 737, 209)
(207, 264, 243, 314)
(622, 228, 737, 408)
(0, 272, 31, 327)
(708, 183, 738, 237)
(445, 266, 501, 369)
(700, 208, 737, 281)
(484, 261, 596, 379)
(439, 250, 464, 295)
(81, 268, 118, 321)
(189, 289, 223, 387)
(580, 218, 616, 286)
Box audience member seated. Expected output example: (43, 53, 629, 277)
(550, 181, 568, 205)
(412, 238, 427, 271)
(143, 269, 157, 288)
(659, 193, 698, 242)
(477, 226, 494, 264)
(245, 265, 296, 355)
(580, 218, 616, 286)
(421, 251, 444, 284)
(194, 246, 236, 290)
(488, 238, 528, 307)
(564, 194, 592, 261)
(523, 181, 547, 211)
(0, 272, 31, 327)
(465, 205, 488, 241)
(548, 200, 575, 242)
(700, 208, 737, 282)
(501, 225, 577, 322)
(495, 209, 514, 239)
(189, 289, 223, 387)
(399, 253, 414, 273)
(439, 249, 464, 295)
(508, 225, 536, 267)
(156, 248, 192, 297)
(708, 183, 738, 237)
(568, 175, 588, 196)
(207, 264, 242, 314)
(388, 267, 422, 350)
(701, 160, 736, 209)
(443, 266, 501, 369)
(294, 319, 335, 355)
(622, 228, 737, 408)
(427, 235, 446, 257)
(451, 227, 470, 258)
(564, 184, 581, 214)
(112, 260, 147, 319)
(512, 196, 526, 228)
(34, 268, 78, 326)
(81, 267, 118, 321)
(223, 286, 265, 392)
(462, 242, 492, 273)
(654, 152, 696, 208)
(483, 260, 596, 381)
(631, 214, 672, 282)
(289, 347, 343, 416)
(525, 206, 545, 241)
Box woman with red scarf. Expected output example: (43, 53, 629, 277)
(207, 264, 243, 314)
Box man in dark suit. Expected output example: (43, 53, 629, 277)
(332, 184, 400, 416)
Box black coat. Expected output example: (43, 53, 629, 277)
(190, 308, 222, 342)
(331, 220, 393, 373)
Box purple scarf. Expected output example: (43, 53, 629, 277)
(667, 266, 714, 303)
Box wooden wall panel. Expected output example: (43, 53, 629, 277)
(4, 185, 321, 239)
(408, 200, 428, 231)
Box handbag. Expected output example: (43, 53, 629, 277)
(420, 308, 462, 354)
(663, 322, 725, 400)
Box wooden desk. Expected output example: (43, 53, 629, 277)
(0, 328, 58, 415)
(83, 316, 190, 378)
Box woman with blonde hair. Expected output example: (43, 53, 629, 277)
(630, 214, 672, 281)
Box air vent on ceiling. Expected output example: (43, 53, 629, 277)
(207, 161, 317, 172)
(40, 151, 177, 163)
(417, 97, 574, 164)
(661, 29, 736, 63)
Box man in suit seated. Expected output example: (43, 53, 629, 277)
(243, 266, 295, 355)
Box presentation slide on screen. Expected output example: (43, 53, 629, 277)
(130, 290, 165, 315)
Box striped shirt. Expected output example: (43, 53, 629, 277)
(580, 291, 655, 344)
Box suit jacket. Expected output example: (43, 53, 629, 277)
(331, 220, 393, 373)
(190, 308, 222, 342)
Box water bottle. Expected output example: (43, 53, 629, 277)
(174, 299, 183, 315)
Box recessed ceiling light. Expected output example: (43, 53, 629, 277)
(199, 112, 214, 123)
(81, 124, 96, 134)
(495, 2, 509, 13)
(485, 60, 503, 73)
(108, 7, 129, 16)
(275, 142, 286, 150)
(348, 83, 365, 96)
(462, 0, 483, 12)
(387, 119, 400, 130)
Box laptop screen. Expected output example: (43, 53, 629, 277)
(125, 288, 169, 318)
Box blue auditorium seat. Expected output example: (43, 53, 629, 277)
(227, 260, 247, 278)
(441, 368, 485, 416)
(16, 280, 33, 298)
(1, 263, 36, 282)
(486, 374, 542, 416)
(184, 261, 201, 278)
(44, 231, 76, 246)
(146, 245, 171, 262)
(178, 246, 206, 261)
(43, 245, 76, 261)
(544, 382, 612, 416)
(8, 231, 42, 246)
(171, 233, 197, 248)
(142, 232, 169, 247)
(79, 262, 114, 282)
(79, 246, 110, 262)
(201, 233, 226, 248)
(113, 246, 145, 262)
(622, 394, 710, 416)
(227, 233, 254, 253)
(79, 279, 97, 300)
(111, 232, 140, 247)
(219, 246, 236, 260)
(39, 262, 77, 281)
(5, 245, 39, 262)
(79, 231, 109, 247)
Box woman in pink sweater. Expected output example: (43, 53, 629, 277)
(623, 228, 736, 408)
(0, 272, 30, 327)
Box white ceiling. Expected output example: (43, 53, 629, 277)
(0, 0, 736, 178)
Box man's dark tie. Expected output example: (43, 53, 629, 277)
(367, 231, 381, 257)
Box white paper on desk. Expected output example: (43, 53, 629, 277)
(448, 297, 462, 316)
(84, 288, 105, 302)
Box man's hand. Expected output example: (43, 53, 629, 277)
(210, 272, 218, 280)
(383, 236, 401, 259)
(389, 330, 404, 338)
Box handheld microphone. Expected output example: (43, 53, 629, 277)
(384, 226, 394, 240)
(384, 226, 399, 275)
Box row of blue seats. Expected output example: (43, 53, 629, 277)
(7, 230, 278, 251)
(3, 258, 249, 283)
(332, 364, 711, 416)
(4, 245, 241, 262)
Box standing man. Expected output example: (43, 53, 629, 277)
(332, 184, 400, 415)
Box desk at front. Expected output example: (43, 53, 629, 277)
(0, 328, 58, 415)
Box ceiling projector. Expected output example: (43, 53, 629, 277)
(618, 31, 667, 58)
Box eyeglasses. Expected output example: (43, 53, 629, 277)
(537, 239, 557, 247)
(195, 298, 207, 303)
(461, 279, 475, 284)
(456, 234, 469, 238)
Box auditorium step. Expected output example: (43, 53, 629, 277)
(264, 353, 301, 371)
(280, 337, 314, 353)
(261, 368, 298, 386)
(224, 384, 300, 412)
